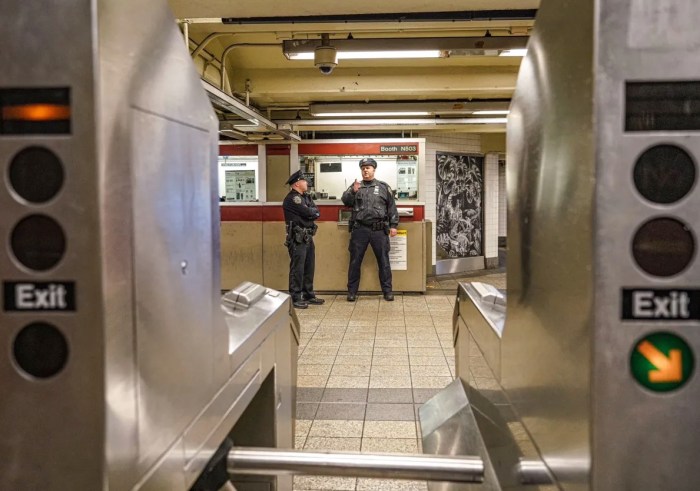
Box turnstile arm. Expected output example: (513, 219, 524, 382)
(227, 447, 484, 483)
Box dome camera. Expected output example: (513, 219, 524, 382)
(314, 45, 337, 75)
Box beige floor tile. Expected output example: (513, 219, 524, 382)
(295, 419, 313, 438)
(374, 338, 407, 348)
(348, 320, 377, 327)
(297, 375, 329, 387)
(374, 319, 406, 326)
(304, 437, 362, 451)
(357, 478, 428, 491)
(298, 354, 337, 365)
(370, 365, 410, 377)
(407, 355, 447, 366)
(407, 338, 442, 348)
(293, 475, 357, 491)
(337, 346, 372, 356)
(408, 347, 444, 357)
(340, 339, 375, 348)
(334, 355, 373, 365)
(301, 346, 339, 357)
(360, 437, 419, 453)
(411, 375, 453, 389)
(326, 375, 370, 388)
(369, 375, 412, 388)
(306, 339, 342, 347)
(410, 364, 451, 377)
(373, 347, 408, 356)
(371, 355, 409, 366)
(363, 420, 416, 438)
(298, 364, 333, 377)
(294, 436, 306, 449)
(309, 420, 364, 438)
(331, 364, 371, 377)
(319, 319, 350, 327)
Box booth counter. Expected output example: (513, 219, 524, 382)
(221, 202, 430, 293)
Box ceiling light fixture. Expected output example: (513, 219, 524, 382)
(283, 36, 529, 61)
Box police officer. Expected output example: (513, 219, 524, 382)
(283, 170, 324, 309)
(342, 157, 399, 302)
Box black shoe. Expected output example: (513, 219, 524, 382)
(383, 293, 394, 301)
(293, 300, 309, 309)
(306, 297, 325, 305)
(347, 293, 356, 302)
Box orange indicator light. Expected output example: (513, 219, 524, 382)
(2, 104, 71, 122)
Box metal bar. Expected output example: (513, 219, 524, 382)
(228, 447, 484, 483)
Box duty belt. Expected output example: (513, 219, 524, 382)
(357, 221, 387, 231)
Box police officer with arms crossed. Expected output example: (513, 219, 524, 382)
(342, 157, 399, 302)
(283, 170, 325, 309)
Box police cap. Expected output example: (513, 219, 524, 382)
(359, 157, 377, 168)
(285, 170, 307, 186)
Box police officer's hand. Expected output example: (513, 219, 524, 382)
(390, 228, 398, 237)
(352, 179, 361, 193)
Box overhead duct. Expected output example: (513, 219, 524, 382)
(201, 81, 301, 141)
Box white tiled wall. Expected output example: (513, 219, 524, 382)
(420, 133, 500, 267)
(498, 160, 507, 238)
(484, 153, 499, 260)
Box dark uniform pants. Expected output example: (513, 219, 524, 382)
(288, 239, 315, 301)
(347, 226, 392, 294)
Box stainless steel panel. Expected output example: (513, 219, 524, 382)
(504, 0, 594, 487)
(593, 1, 700, 489)
(132, 109, 216, 470)
(1, 1, 296, 490)
(0, 2, 103, 489)
(436, 256, 486, 275)
(457, 284, 505, 381)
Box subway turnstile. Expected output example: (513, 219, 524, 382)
(446, 0, 700, 490)
(0, 1, 300, 490)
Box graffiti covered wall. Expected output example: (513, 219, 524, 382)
(436, 152, 484, 258)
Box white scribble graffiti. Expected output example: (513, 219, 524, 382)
(436, 153, 483, 258)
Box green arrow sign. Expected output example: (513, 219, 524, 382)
(630, 332, 694, 392)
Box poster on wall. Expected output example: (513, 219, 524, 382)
(389, 230, 407, 270)
(225, 170, 256, 201)
(436, 152, 483, 258)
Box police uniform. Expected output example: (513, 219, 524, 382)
(283, 170, 324, 308)
(341, 158, 399, 301)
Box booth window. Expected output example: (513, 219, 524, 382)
(218, 156, 259, 202)
(300, 155, 419, 200)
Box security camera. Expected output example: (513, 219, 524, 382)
(314, 45, 337, 75)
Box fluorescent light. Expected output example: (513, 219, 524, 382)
(276, 117, 508, 126)
(283, 37, 530, 61)
(289, 50, 441, 60)
(500, 49, 528, 57)
(472, 110, 510, 115)
(339, 50, 441, 59)
(314, 111, 431, 117)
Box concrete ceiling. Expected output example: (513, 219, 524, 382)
(168, 1, 539, 139)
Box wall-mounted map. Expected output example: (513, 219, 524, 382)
(436, 152, 483, 258)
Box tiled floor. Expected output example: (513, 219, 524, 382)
(291, 273, 504, 491)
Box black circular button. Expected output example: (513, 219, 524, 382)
(632, 217, 695, 277)
(633, 145, 696, 204)
(8, 146, 64, 204)
(10, 214, 66, 271)
(13, 322, 69, 379)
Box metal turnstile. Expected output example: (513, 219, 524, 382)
(442, 0, 700, 489)
(0, 1, 298, 489)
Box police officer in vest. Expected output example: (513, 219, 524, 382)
(342, 157, 399, 302)
(283, 170, 325, 309)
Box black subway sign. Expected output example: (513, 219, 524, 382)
(622, 288, 700, 321)
(3, 281, 76, 312)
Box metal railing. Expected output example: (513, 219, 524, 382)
(228, 447, 484, 483)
